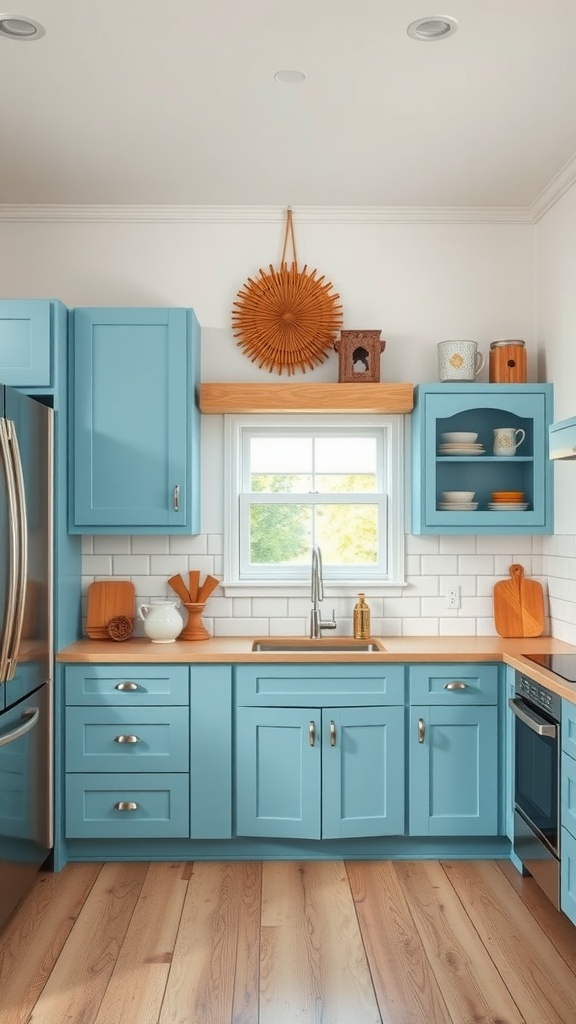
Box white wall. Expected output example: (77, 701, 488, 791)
(535, 187, 576, 642)
(0, 212, 543, 636)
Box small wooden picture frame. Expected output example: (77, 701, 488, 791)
(334, 330, 386, 383)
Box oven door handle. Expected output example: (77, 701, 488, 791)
(508, 697, 557, 737)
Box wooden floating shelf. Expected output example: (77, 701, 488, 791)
(199, 383, 414, 414)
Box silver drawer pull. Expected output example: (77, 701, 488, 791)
(114, 735, 140, 744)
(173, 484, 180, 512)
(444, 681, 468, 691)
(115, 681, 139, 692)
(114, 801, 139, 812)
(309, 720, 316, 747)
(418, 718, 425, 743)
(330, 720, 336, 747)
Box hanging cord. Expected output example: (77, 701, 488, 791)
(280, 207, 298, 268)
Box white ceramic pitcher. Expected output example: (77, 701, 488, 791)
(138, 600, 183, 643)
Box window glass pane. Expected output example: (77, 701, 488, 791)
(249, 504, 312, 565)
(315, 473, 377, 494)
(250, 437, 312, 474)
(315, 504, 379, 565)
(251, 473, 312, 494)
(314, 437, 377, 474)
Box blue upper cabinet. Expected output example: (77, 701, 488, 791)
(0, 299, 66, 391)
(69, 307, 200, 534)
(411, 384, 554, 534)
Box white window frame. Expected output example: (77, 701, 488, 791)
(223, 414, 405, 595)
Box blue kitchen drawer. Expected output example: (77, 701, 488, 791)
(65, 773, 190, 838)
(65, 706, 189, 772)
(64, 664, 189, 705)
(235, 663, 406, 707)
(409, 663, 499, 705)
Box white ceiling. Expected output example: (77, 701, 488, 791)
(2, 0, 576, 211)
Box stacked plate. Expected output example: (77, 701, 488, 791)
(438, 431, 485, 456)
(438, 490, 478, 511)
(488, 490, 529, 511)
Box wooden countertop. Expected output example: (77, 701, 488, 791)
(57, 634, 576, 703)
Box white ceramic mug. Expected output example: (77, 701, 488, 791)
(493, 427, 526, 456)
(437, 340, 485, 382)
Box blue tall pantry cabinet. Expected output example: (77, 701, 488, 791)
(0, 300, 81, 651)
(69, 307, 200, 534)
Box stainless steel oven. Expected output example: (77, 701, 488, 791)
(509, 671, 561, 908)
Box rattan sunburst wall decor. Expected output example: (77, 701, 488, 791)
(231, 208, 343, 375)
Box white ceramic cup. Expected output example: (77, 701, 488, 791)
(493, 427, 526, 456)
(437, 340, 485, 382)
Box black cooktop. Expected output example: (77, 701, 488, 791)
(523, 653, 576, 683)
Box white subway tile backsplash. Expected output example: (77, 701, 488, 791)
(421, 555, 458, 575)
(112, 555, 150, 576)
(82, 529, 576, 641)
(168, 535, 208, 554)
(458, 555, 495, 575)
(131, 535, 170, 554)
(83, 555, 113, 575)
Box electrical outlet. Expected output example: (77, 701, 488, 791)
(447, 585, 460, 610)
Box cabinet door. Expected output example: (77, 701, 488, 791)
(236, 706, 321, 839)
(0, 300, 52, 388)
(321, 706, 405, 839)
(409, 705, 499, 836)
(70, 307, 200, 533)
(561, 827, 576, 928)
(412, 383, 553, 534)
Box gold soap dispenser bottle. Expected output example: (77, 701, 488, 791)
(353, 593, 371, 640)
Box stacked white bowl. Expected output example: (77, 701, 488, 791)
(439, 490, 478, 510)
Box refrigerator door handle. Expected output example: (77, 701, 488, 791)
(5, 419, 28, 682)
(0, 418, 19, 682)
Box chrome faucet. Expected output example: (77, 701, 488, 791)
(309, 545, 337, 639)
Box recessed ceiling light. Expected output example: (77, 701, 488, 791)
(274, 69, 306, 84)
(407, 16, 458, 41)
(0, 14, 45, 40)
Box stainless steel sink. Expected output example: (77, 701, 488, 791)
(251, 638, 385, 653)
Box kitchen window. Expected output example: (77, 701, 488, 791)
(223, 414, 404, 591)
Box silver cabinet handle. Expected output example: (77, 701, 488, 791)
(173, 484, 180, 512)
(309, 720, 316, 747)
(330, 720, 336, 747)
(418, 718, 425, 743)
(114, 801, 139, 812)
(114, 734, 140, 744)
(444, 681, 468, 691)
(115, 681, 139, 692)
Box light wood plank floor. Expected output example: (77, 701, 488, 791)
(1, 859, 576, 1024)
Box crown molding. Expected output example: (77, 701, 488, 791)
(529, 151, 576, 222)
(0, 203, 534, 225)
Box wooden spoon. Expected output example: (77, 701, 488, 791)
(188, 570, 200, 602)
(197, 574, 219, 603)
(168, 574, 191, 603)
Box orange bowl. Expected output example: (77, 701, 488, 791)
(492, 492, 524, 500)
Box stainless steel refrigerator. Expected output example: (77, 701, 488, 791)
(0, 385, 52, 928)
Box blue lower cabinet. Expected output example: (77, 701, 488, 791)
(409, 705, 499, 836)
(321, 706, 405, 839)
(561, 828, 576, 927)
(65, 773, 190, 838)
(235, 705, 404, 840)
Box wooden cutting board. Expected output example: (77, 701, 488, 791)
(86, 581, 136, 638)
(493, 564, 545, 637)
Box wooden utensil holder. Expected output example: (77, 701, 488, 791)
(179, 602, 210, 641)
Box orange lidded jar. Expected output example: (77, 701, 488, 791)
(489, 340, 527, 383)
